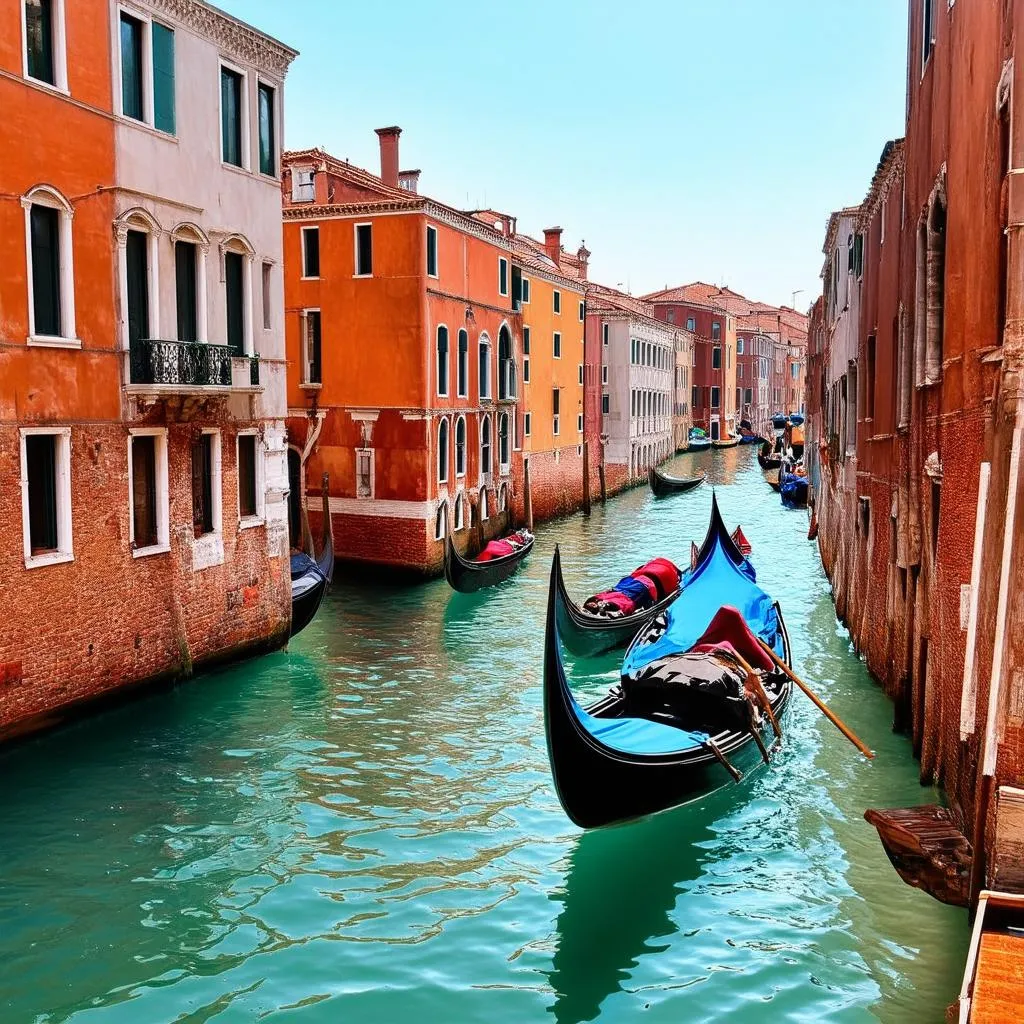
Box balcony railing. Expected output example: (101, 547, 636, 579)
(129, 339, 257, 388)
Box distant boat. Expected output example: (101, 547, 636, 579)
(711, 435, 739, 449)
(688, 436, 711, 452)
(444, 529, 534, 592)
(648, 466, 705, 498)
(290, 475, 334, 639)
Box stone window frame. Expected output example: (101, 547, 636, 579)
(115, 206, 162, 352)
(128, 426, 171, 557)
(22, 184, 78, 348)
(21, 0, 69, 94)
(236, 428, 265, 530)
(19, 425, 73, 570)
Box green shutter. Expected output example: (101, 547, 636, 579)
(152, 23, 175, 135)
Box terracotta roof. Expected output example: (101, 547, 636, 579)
(511, 232, 587, 287)
(858, 138, 905, 228)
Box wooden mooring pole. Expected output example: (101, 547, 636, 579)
(524, 458, 534, 531)
(582, 441, 591, 517)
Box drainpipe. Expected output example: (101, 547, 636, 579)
(960, 462, 991, 740)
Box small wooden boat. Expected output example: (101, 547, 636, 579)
(290, 475, 334, 639)
(711, 436, 739, 449)
(765, 468, 781, 493)
(544, 498, 792, 829)
(445, 530, 534, 592)
(553, 547, 682, 657)
(648, 466, 705, 498)
(687, 436, 711, 452)
(957, 890, 1024, 1023)
(758, 439, 783, 472)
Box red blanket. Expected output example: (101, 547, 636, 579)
(475, 539, 515, 561)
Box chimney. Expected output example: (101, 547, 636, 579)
(576, 241, 591, 281)
(543, 226, 563, 267)
(398, 168, 421, 193)
(314, 161, 329, 204)
(375, 126, 402, 188)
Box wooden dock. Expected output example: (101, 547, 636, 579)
(957, 890, 1024, 1022)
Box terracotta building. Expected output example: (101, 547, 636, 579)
(808, 0, 1024, 904)
(0, 0, 297, 741)
(735, 327, 774, 434)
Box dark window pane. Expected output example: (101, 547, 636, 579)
(306, 310, 321, 384)
(152, 22, 176, 134)
(126, 229, 149, 348)
(427, 226, 437, 276)
(224, 251, 244, 355)
(303, 228, 320, 277)
(175, 241, 197, 341)
(26, 434, 57, 552)
(238, 436, 257, 517)
(120, 14, 144, 121)
(132, 435, 157, 549)
(457, 329, 468, 395)
(221, 67, 242, 166)
(191, 434, 213, 536)
(523, 326, 530, 355)
(437, 326, 448, 394)
(356, 224, 372, 275)
(499, 259, 507, 295)
(25, 0, 54, 84)
(30, 204, 61, 337)
(258, 82, 274, 175)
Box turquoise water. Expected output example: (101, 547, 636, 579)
(0, 447, 970, 1023)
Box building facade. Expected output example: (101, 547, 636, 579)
(808, 0, 1024, 902)
(673, 328, 695, 451)
(0, 0, 296, 741)
(736, 329, 774, 434)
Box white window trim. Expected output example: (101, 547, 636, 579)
(300, 308, 321, 385)
(192, 429, 224, 571)
(434, 503, 446, 540)
(21, 0, 68, 94)
(498, 257, 509, 297)
(455, 416, 467, 478)
(19, 426, 73, 568)
(22, 186, 78, 348)
(524, 413, 532, 437)
(116, 212, 161, 351)
(457, 328, 468, 398)
(454, 491, 466, 530)
(356, 447, 375, 499)
(170, 224, 210, 343)
(522, 277, 530, 304)
(115, 6, 157, 129)
(300, 225, 320, 280)
(220, 240, 255, 355)
(523, 355, 530, 383)
(426, 224, 439, 279)
(553, 413, 560, 436)
(261, 260, 273, 331)
(255, 77, 280, 180)
(602, 364, 608, 384)
(480, 487, 489, 521)
(578, 300, 585, 322)
(577, 413, 583, 433)
(480, 414, 493, 480)
(553, 331, 561, 359)
(438, 417, 450, 483)
(218, 58, 250, 171)
(292, 166, 315, 203)
(498, 412, 510, 474)
(553, 289, 561, 314)
(236, 429, 265, 529)
(128, 427, 170, 557)
(354, 221, 373, 278)
(479, 334, 492, 400)
(436, 323, 450, 397)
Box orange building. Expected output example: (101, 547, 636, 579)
(283, 129, 523, 573)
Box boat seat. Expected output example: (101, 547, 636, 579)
(573, 702, 708, 756)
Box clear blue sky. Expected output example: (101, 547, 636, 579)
(219, 0, 907, 311)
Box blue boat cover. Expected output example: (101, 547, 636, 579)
(781, 475, 809, 509)
(623, 533, 780, 677)
(290, 551, 317, 582)
(569, 695, 709, 756)
(614, 576, 653, 605)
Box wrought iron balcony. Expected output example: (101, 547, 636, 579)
(128, 339, 258, 389)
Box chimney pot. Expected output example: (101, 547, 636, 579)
(576, 241, 590, 281)
(375, 126, 402, 188)
(543, 226, 563, 267)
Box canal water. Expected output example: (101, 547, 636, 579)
(0, 447, 970, 1023)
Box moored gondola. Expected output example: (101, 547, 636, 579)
(711, 435, 739, 449)
(648, 466, 705, 498)
(444, 529, 534, 592)
(290, 475, 334, 639)
(765, 468, 781, 493)
(757, 439, 783, 472)
(544, 498, 792, 829)
(553, 547, 682, 657)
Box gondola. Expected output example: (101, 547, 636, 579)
(765, 468, 781, 493)
(687, 436, 711, 452)
(757, 439, 783, 472)
(711, 436, 739, 449)
(771, 414, 788, 430)
(788, 413, 805, 426)
(444, 529, 534, 592)
(544, 496, 792, 829)
(648, 466, 705, 498)
(553, 547, 682, 657)
(290, 475, 334, 639)
(737, 431, 761, 445)
(780, 470, 809, 509)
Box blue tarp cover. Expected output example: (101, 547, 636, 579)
(623, 535, 780, 677)
(569, 696, 709, 755)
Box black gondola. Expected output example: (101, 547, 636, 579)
(647, 466, 705, 498)
(290, 476, 334, 639)
(544, 498, 792, 829)
(444, 530, 534, 592)
(757, 439, 783, 472)
(553, 547, 681, 657)
(765, 468, 781, 493)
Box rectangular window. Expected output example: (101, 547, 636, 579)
(302, 226, 320, 278)
(25, 434, 56, 552)
(745, 387, 753, 405)
(191, 432, 218, 537)
(457, 329, 468, 396)
(553, 289, 561, 314)
(355, 223, 373, 276)
(257, 81, 275, 176)
(692, 385, 698, 408)
(922, 0, 935, 72)
(120, 13, 144, 121)
(711, 386, 720, 409)
(302, 309, 322, 384)
(602, 364, 608, 384)
(237, 434, 259, 520)
(577, 413, 583, 432)
(356, 450, 372, 498)
(25, 0, 55, 85)
(602, 394, 609, 414)
(523, 325, 531, 355)
(498, 257, 509, 296)
(152, 22, 175, 134)
(553, 387, 560, 435)
(578, 363, 584, 385)
(129, 431, 168, 554)
(737, 338, 744, 354)
(712, 346, 721, 370)
(522, 277, 531, 304)
(524, 413, 531, 437)
(224, 250, 244, 355)
(738, 364, 744, 379)
(175, 240, 198, 342)
(426, 225, 438, 277)
(712, 321, 720, 341)
(220, 66, 243, 167)
(553, 332, 561, 358)
(30, 204, 61, 338)
(578, 300, 585, 322)
(686, 317, 695, 331)
(262, 261, 272, 330)
(125, 228, 149, 349)
(603, 323, 609, 346)
(523, 356, 530, 383)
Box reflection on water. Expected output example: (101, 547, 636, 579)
(0, 447, 969, 1023)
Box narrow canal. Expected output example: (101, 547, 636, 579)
(0, 447, 970, 1023)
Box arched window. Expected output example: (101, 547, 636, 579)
(170, 222, 210, 344)
(435, 504, 446, 540)
(481, 416, 492, 475)
(499, 412, 509, 470)
(23, 185, 76, 343)
(479, 334, 492, 400)
(220, 234, 255, 357)
(438, 418, 449, 483)
(454, 493, 464, 530)
(498, 324, 514, 399)
(437, 325, 449, 396)
(499, 483, 508, 512)
(480, 487, 489, 521)
(116, 207, 162, 358)
(458, 329, 468, 397)
(455, 416, 466, 477)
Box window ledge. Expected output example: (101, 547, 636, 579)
(24, 550, 74, 570)
(258, 172, 281, 186)
(353, 274, 374, 280)
(238, 516, 265, 531)
(28, 335, 82, 349)
(221, 160, 253, 176)
(299, 382, 322, 391)
(114, 114, 178, 142)
(133, 543, 170, 559)
(25, 76, 70, 97)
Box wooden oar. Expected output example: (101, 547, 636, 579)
(704, 738, 742, 783)
(746, 702, 771, 765)
(730, 651, 783, 742)
(757, 640, 874, 759)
